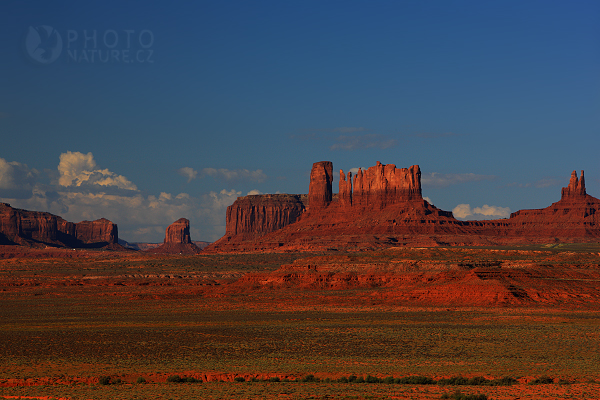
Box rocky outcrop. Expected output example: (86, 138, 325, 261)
(308, 161, 333, 210)
(146, 218, 201, 254)
(71, 218, 118, 245)
(224, 194, 307, 239)
(349, 162, 422, 209)
(0, 203, 118, 248)
(207, 162, 600, 253)
(561, 170, 586, 199)
(165, 218, 192, 244)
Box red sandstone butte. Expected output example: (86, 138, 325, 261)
(308, 161, 333, 210)
(165, 218, 192, 244)
(147, 218, 202, 254)
(206, 163, 600, 253)
(0, 203, 118, 248)
(224, 194, 306, 241)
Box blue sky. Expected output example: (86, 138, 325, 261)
(1, 0, 599, 242)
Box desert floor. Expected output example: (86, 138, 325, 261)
(1, 244, 600, 399)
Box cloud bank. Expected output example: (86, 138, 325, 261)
(452, 204, 511, 220)
(0, 152, 250, 242)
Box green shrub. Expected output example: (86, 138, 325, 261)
(234, 377, 245, 382)
(366, 375, 381, 383)
(98, 376, 111, 385)
(302, 374, 320, 382)
(489, 376, 517, 386)
(166, 375, 182, 383)
(348, 375, 358, 383)
(438, 376, 469, 386)
(530, 376, 553, 385)
(166, 375, 201, 383)
(337, 376, 349, 383)
(136, 377, 147, 384)
(396, 376, 436, 385)
(268, 377, 281, 382)
(467, 376, 488, 386)
(383, 376, 395, 384)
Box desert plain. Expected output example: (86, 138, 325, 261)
(1, 244, 600, 400)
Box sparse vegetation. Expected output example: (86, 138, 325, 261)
(441, 390, 488, 400)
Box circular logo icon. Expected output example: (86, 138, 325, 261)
(25, 25, 63, 64)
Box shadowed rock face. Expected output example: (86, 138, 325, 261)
(72, 218, 118, 245)
(225, 194, 307, 240)
(208, 162, 600, 252)
(165, 218, 192, 244)
(308, 161, 333, 210)
(0, 203, 118, 248)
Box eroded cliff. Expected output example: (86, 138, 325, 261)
(0, 203, 118, 248)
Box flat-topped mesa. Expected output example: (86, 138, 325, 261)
(164, 218, 192, 244)
(225, 194, 306, 238)
(0, 203, 118, 247)
(347, 162, 422, 209)
(308, 161, 333, 210)
(73, 218, 118, 245)
(561, 170, 586, 199)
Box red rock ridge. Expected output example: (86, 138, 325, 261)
(348, 162, 422, 209)
(222, 194, 307, 241)
(207, 163, 600, 253)
(71, 218, 118, 245)
(0, 203, 118, 248)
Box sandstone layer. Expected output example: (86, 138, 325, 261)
(208, 163, 600, 252)
(0, 203, 118, 248)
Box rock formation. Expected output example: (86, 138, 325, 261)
(207, 162, 600, 253)
(146, 218, 201, 254)
(349, 162, 422, 209)
(0, 203, 118, 248)
(561, 170, 586, 199)
(71, 218, 118, 245)
(224, 194, 307, 241)
(308, 161, 333, 210)
(165, 218, 192, 244)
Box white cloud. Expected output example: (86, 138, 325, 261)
(422, 172, 495, 188)
(246, 189, 263, 195)
(453, 204, 511, 220)
(0, 153, 246, 243)
(423, 196, 432, 205)
(58, 151, 137, 190)
(177, 167, 198, 182)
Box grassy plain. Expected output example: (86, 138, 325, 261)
(1, 245, 600, 399)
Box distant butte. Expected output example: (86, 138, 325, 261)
(207, 162, 600, 252)
(0, 203, 119, 249)
(147, 218, 202, 254)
